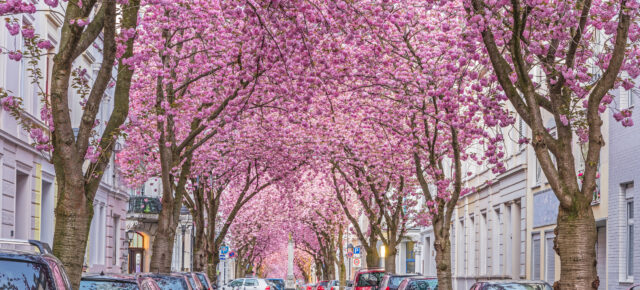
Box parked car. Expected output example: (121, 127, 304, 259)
(316, 280, 330, 290)
(81, 273, 161, 290)
(328, 280, 340, 290)
(396, 277, 437, 290)
(143, 273, 194, 289)
(195, 272, 215, 290)
(379, 274, 419, 290)
(629, 285, 640, 290)
(470, 280, 552, 290)
(345, 280, 354, 290)
(306, 284, 317, 290)
(178, 272, 205, 289)
(224, 278, 274, 290)
(353, 268, 386, 290)
(268, 278, 286, 290)
(0, 238, 72, 289)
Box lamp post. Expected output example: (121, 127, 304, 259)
(379, 245, 386, 269)
(126, 230, 134, 273)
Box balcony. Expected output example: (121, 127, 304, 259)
(127, 196, 162, 225)
(128, 196, 162, 214)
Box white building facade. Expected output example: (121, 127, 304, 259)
(0, 1, 130, 274)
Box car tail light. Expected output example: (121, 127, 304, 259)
(266, 286, 270, 290)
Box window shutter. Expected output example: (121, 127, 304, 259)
(620, 87, 629, 109)
(546, 235, 555, 283)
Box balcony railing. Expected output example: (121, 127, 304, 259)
(128, 196, 162, 214)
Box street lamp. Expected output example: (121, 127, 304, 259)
(379, 245, 386, 269)
(126, 230, 135, 244)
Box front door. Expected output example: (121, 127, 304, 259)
(129, 248, 144, 273)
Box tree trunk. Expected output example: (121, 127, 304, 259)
(316, 259, 324, 281)
(555, 204, 598, 289)
(338, 227, 346, 287)
(433, 220, 453, 290)
(207, 251, 221, 285)
(384, 245, 396, 273)
(149, 207, 178, 273)
(52, 181, 92, 289)
(364, 246, 379, 269)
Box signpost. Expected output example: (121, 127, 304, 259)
(353, 258, 361, 267)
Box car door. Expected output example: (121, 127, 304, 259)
(244, 279, 259, 290)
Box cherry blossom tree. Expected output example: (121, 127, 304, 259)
(464, 0, 639, 287)
(0, 0, 139, 286)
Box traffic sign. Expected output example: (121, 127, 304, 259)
(220, 253, 226, 261)
(354, 247, 361, 257)
(347, 248, 353, 255)
(346, 252, 353, 258)
(353, 258, 361, 267)
(229, 251, 236, 259)
(221, 246, 229, 254)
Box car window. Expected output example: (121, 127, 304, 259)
(80, 280, 139, 290)
(196, 274, 210, 288)
(150, 275, 190, 289)
(45, 257, 72, 290)
(186, 275, 198, 288)
(246, 279, 258, 286)
(230, 279, 244, 287)
(389, 277, 408, 288)
(356, 273, 385, 287)
(319, 282, 329, 286)
(407, 280, 437, 290)
(0, 259, 55, 289)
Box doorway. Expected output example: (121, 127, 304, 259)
(128, 249, 144, 273)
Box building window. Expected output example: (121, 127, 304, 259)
(545, 233, 555, 284)
(469, 216, 476, 276)
(493, 208, 502, 275)
(479, 212, 487, 275)
(457, 219, 465, 276)
(627, 200, 634, 279)
(532, 233, 541, 280)
(405, 241, 415, 274)
(112, 216, 120, 265)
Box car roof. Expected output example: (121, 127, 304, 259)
(401, 276, 437, 281)
(357, 268, 385, 273)
(0, 250, 56, 264)
(477, 280, 549, 284)
(82, 274, 137, 282)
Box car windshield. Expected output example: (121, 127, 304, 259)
(268, 279, 285, 287)
(319, 281, 329, 286)
(0, 259, 55, 289)
(186, 275, 198, 288)
(407, 280, 438, 290)
(196, 273, 210, 288)
(484, 283, 552, 290)
(151, 275, 189, 289)
(80, 280, 139, 290)
(356, 272, 385, 287)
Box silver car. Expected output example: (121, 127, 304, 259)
(224, 278, 273, 290)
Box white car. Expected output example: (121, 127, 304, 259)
(224, 278, 274, 290)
